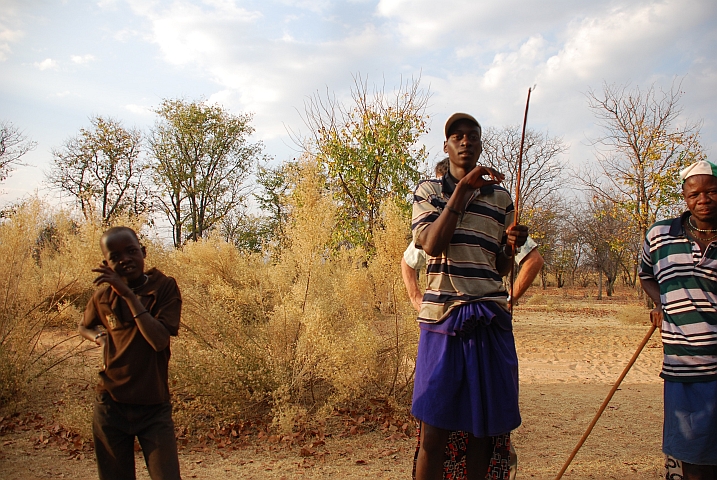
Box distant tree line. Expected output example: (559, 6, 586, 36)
(0, 77, 704, 298)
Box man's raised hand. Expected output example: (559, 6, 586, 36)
(459, 166, 505, 190)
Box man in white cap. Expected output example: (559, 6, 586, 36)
(639, 160, 717, 479)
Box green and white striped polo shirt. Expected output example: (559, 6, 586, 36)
(639, 212, 717, 382)
(412, 173, 514, 323)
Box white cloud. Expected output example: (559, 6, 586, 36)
(34, 58, 58, 70)
(125, 0, 262, 62)
(3, 0, 716, 207)
(0, 1, 26, 61)
(277, 0, 332, 14)
(376, 0, 601, 49)
(96, 0, 120, 8)
(125, 104, 153, 116)
(113, 0, 716, 164)
(0, 43, 11, 62)
(71, 54, 95, 64)
(121, 1, 400, 142)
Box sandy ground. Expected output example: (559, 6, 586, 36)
(0, 293, 667, 479)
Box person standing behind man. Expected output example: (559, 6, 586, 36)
(411, 113, 528, 479)
(403, 157, 449, 312)
(639, 160, 717, 480)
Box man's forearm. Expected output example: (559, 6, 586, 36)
(418, 184, 474, 256)
(122, 292, 171, 351)
(78, 323, 103, 343)
(639, 277, 662, 305)
(513, 250, 544, 301)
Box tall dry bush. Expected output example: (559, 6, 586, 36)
(156, 235, 281, 430)
(261, 156, 420, 432)
(367, 200, 420, 402)
(1, 176, 420, 435)
(0, 200, 93, 408)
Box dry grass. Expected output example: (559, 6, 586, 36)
(0, 159, 419, 437)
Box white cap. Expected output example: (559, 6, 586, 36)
(679, 160, 717, 181)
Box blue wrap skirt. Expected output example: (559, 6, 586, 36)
(663, 379, 717, 465)
(411, 301, 521, 438)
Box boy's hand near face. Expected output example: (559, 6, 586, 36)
(92, 262, 134, 298)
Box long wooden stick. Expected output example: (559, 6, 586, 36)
(554, 324, 657, 479)
(509, 87, 533, 310)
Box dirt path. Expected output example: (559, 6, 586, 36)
(0, 298, 667, 479)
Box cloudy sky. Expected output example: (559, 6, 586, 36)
(2, 0, 716, 208)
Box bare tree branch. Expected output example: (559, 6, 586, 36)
(0, 121, 36, 183)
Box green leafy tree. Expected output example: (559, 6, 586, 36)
(582, 196, 640, 297)
(299, 75, 429, 249)
(0, 121, 36, 184)
(254, 161, 300, 249)
(583, 81, 704, 241)
(47, 116, 149, 223)
(150, 99, 264, 247)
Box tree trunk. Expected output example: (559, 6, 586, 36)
(606, 274, 615, 297)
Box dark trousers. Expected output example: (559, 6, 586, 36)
(93, 392, 181, 480)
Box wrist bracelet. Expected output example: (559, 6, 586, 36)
(446, 205, 463, 216)
(94, 331, 106, 343)
(133, 310, 148, 319)
(501, 245, 515, 257)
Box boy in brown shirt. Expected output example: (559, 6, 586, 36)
(79, 226, 182, 480)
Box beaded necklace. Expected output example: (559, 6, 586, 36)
(686, 224, 717, 243)
(688, 215, 717, 233)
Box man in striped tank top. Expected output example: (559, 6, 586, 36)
(411, 113, 529, 479)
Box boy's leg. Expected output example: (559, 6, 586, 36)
(415, 421, 450, 480)
(136, 402, 181, 480)
(93, 393, 137, 480)
(464, 434, 493, 480)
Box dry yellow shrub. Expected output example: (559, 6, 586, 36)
(2, 171, 421, 434)
(0, 200, 91, 407)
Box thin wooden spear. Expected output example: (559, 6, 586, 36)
(554, 324, 657, 479)
(509, 86, 534, 311)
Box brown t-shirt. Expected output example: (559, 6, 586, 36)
(82, 268, 181, 404)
